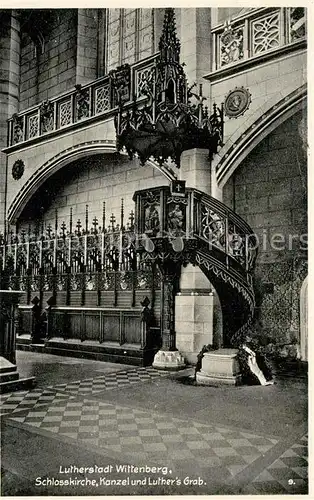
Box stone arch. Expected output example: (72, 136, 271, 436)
(300, 275, 308, 361)
(215, 84, 307, 189)
(7, 140, 176, 223)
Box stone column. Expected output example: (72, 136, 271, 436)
(179, 8, 212, 85)
(180, 148, 223, 200)
(180, 148, 211, 194)
(0, 10, 21, 234)
(175, 263, 215, 364)
(177, 149, 221, 363)
(76, 9, 98, 85)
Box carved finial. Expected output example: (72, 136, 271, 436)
(129, 210, 135, 228)
(46, 224, 53, 239)
(55, 209, 58, 232)
(120, 198, 124, 229)
(61, 221, 67, 237)
(85, 205, 89, 233)
(110, 213, 116, 231)
(159, 8, 181, 64)
(92, 216, 98, 233)
(102, 202, 106, 233)
(69, 207, 73, 234)
(76, 219, 82, 235)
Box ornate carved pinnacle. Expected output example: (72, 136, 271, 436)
(159, 8, 181, 63)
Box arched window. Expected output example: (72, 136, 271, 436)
(106, 8, 154, 72)
(166, 79, 175, 104)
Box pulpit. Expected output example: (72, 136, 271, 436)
(133, 185, 197, 370)
(0, 290, 35, 392)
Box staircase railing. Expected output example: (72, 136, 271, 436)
(191, 188, 257, 274)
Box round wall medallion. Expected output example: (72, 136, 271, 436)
(224, 87, 251, 118)
(12, 159, 25, 180)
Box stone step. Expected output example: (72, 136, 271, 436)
(0, 365, 17, 374)
(0, 371, 19, 383)
(16, 335, 32, 345)
(0, 376, 36, 394)
(0, 357, 18, 374)
(16, 341, 157, 367)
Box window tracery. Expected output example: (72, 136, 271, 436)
(106, 8, 154, 72)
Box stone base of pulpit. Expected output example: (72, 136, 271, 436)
(196, 348, 241, 386)
(0, 357, 35, 394)
(152, 350, 186, 371)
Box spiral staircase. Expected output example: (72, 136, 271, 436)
(134, 185, 258, 351)
(192, 189, 257, 347)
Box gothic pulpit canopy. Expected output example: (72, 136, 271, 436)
(113, 8, 224, 168)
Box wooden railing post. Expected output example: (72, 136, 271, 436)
(140, 296, 152, 349)
(44, 296, 55, 340)
(31, 296, 41, 343)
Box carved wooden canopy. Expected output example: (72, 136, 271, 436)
(114, 8, 224, 167)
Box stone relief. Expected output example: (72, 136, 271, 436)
(144, 204, 160, 236)
(40, 100, 54, 133)
(224, 87, 251, 118)
(220, 21, 244, 66)
(12, 159, 25, 180)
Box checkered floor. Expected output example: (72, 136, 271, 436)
(1, 364, 308, 495)
(248, 434, 308, 494)
(9, 396, 278, 478)
(0, 389, 75, 416)
(47, 367, 168, 396)
(0, 367, 167, 416)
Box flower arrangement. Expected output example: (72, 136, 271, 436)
(237, 340, 273, 385)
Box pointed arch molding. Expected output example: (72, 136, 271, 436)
(215, 84, 307, 188)
(7, 140, 176, 223)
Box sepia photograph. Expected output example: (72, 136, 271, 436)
(0, 5, 308, 496)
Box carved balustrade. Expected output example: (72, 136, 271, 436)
(193, 189, 258, 275)
(212, 7, 306, 71)
(7, 54, 158, 148)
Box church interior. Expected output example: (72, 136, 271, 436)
(0, 7, 308, 495)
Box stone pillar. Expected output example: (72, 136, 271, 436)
(180, 148, 223, 200)
(178, 150, 220, 363)
(0, 10, 21, 234)
(179, 8, 212, 87)
(76, 9, 98, 85)
(175, 263, 215, 364)
(180, 148, 212, 194)
(213, 289, 223, 348)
